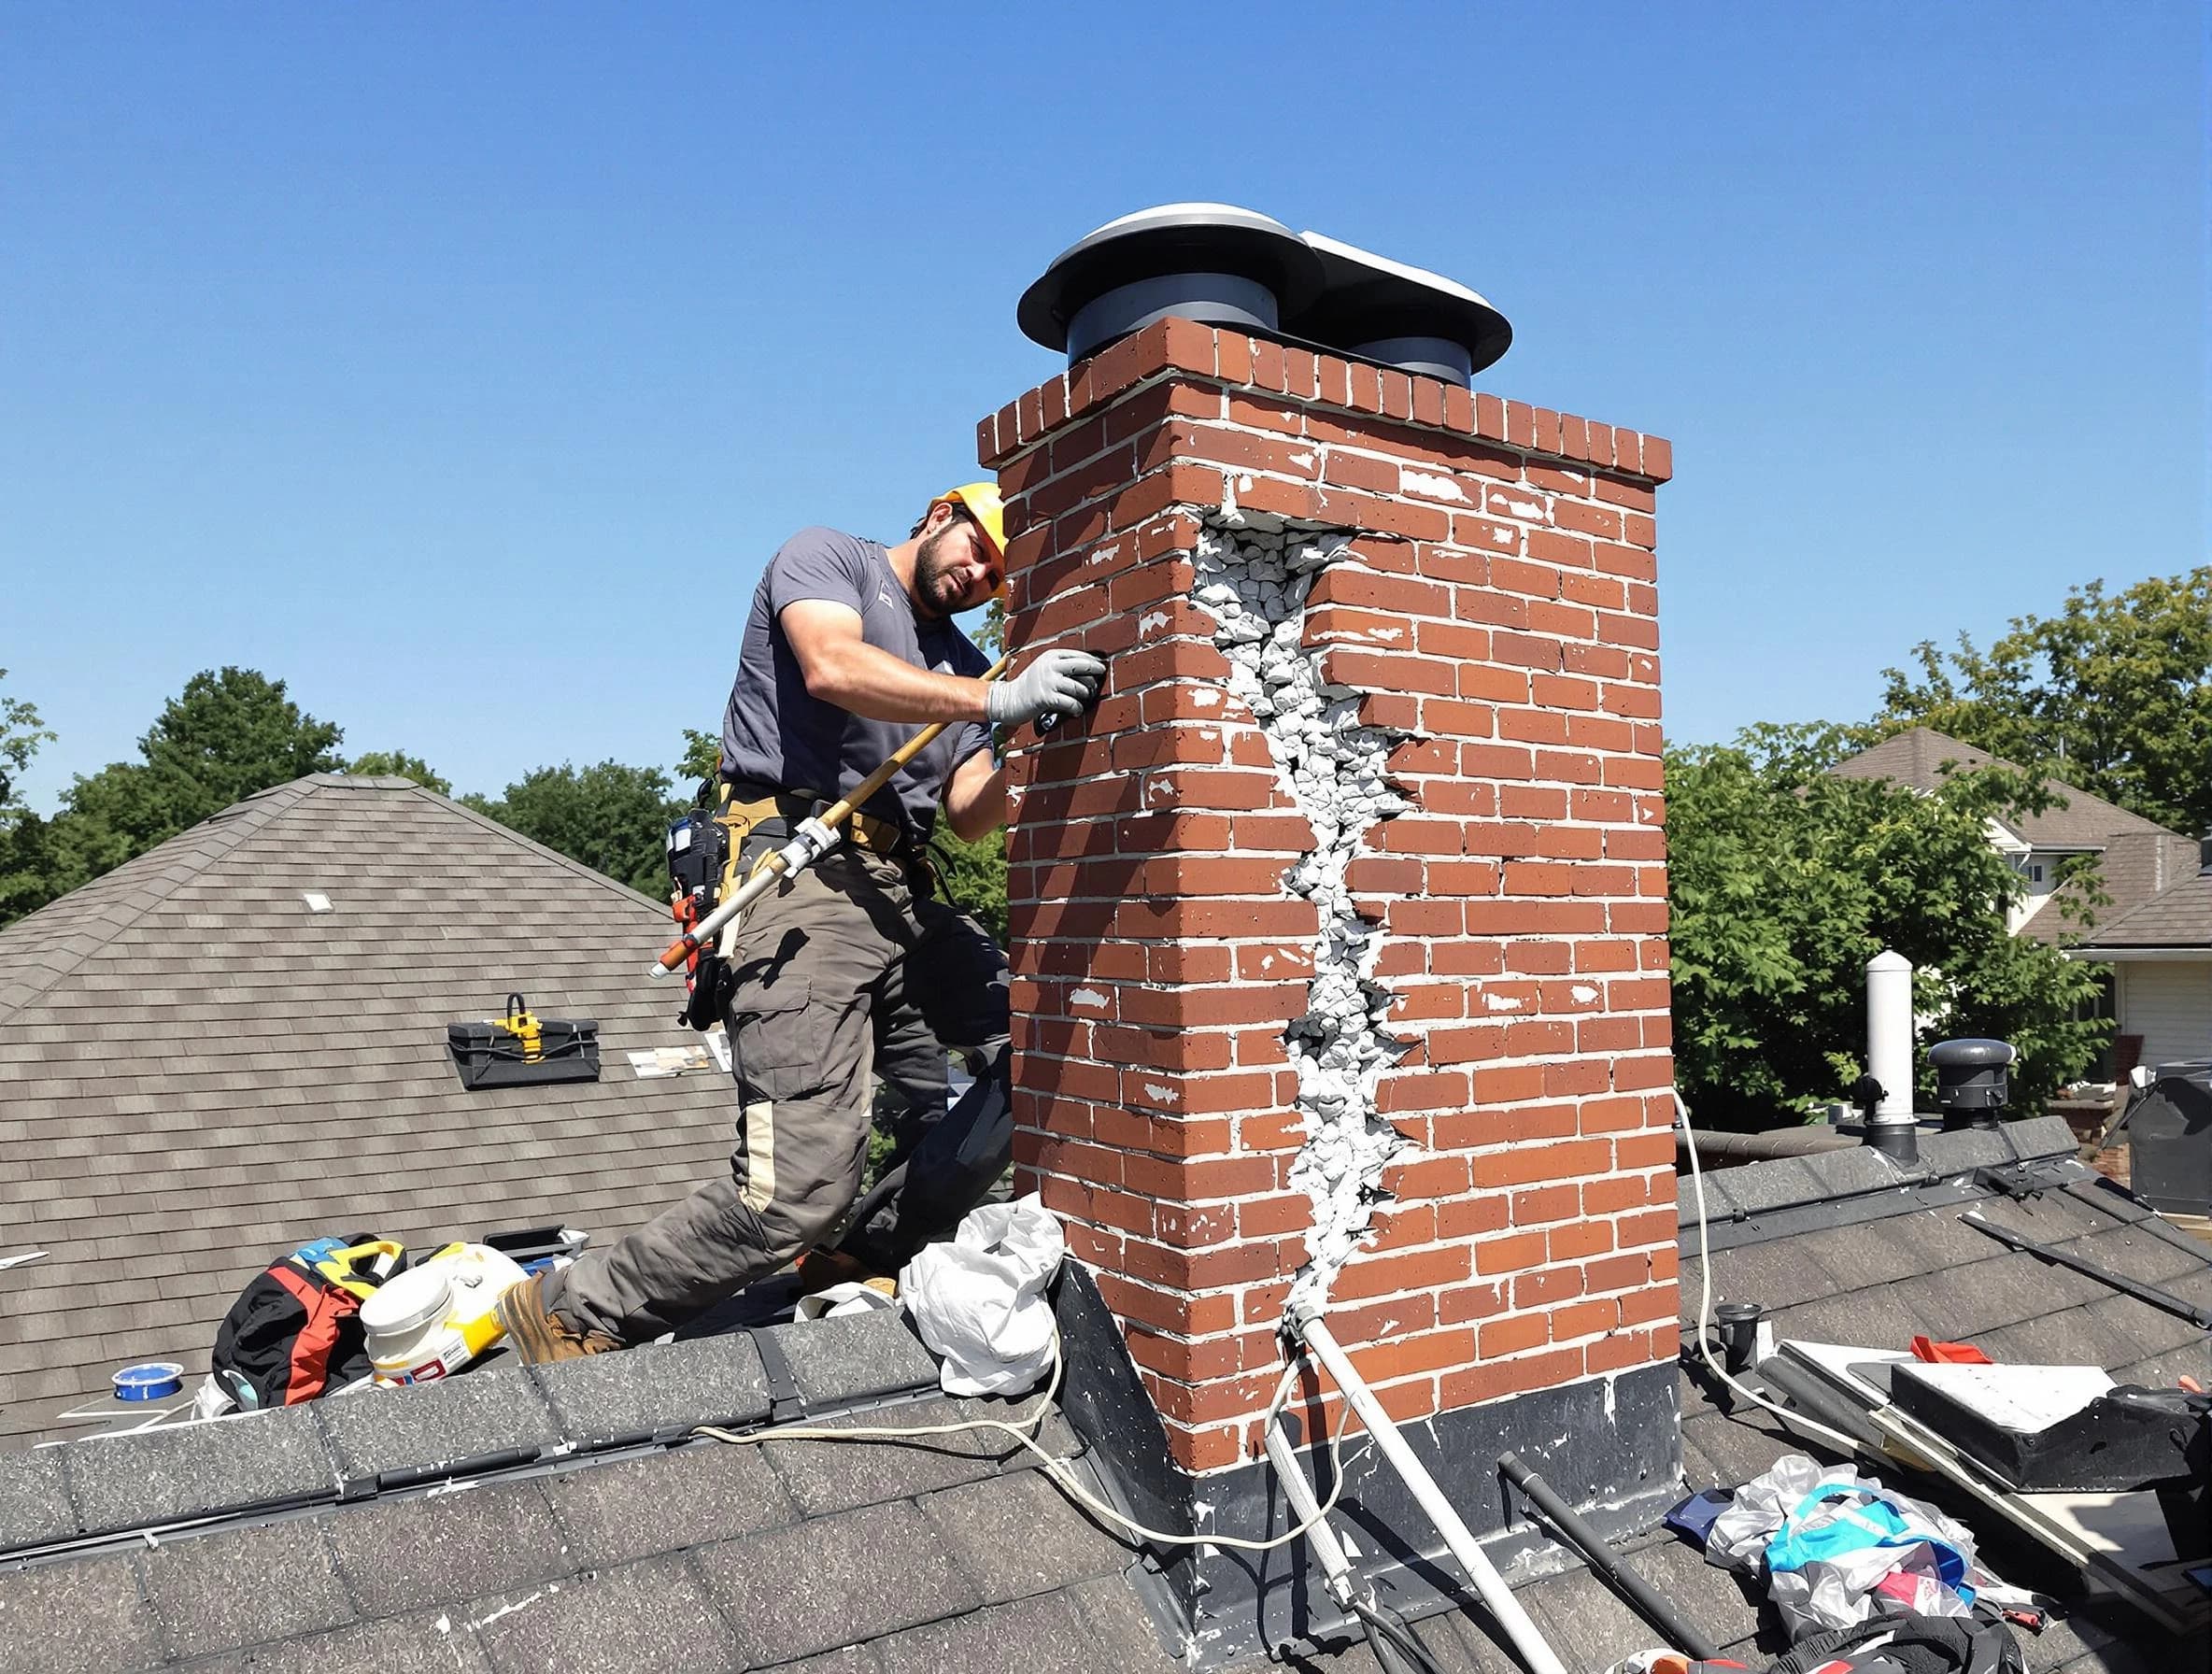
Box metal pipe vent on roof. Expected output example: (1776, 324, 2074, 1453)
(1017, 204, 1511, 387)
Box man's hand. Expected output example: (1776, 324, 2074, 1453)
(985, 648, 1106, 728)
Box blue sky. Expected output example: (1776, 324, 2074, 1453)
(5, 3, 2205, 810)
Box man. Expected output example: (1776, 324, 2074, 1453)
(496, 484, 1104, 1358)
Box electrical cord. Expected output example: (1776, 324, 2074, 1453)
(697, 1325, 1368, 1554)
(1675, 1088, 1864, 1455)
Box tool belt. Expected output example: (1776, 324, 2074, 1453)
(716, 779, 912, 861)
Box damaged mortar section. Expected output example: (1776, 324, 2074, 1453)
(1187, 511, 1410, 1313)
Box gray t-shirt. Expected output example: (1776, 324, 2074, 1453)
(719, 527, 992, 844)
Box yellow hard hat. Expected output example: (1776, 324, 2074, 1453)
(930, 481, 1006, 562)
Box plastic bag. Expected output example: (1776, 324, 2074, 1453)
(899, 1195, 1064, 1397)
(1706, 1454, 1984, 1637)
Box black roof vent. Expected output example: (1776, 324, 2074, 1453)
(1016, 203, 1324, 367)
(1929, 1037, 2015, 1129)
(1018, 205, 1511, 387)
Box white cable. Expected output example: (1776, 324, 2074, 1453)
(697, 1326, 1366, 1554)
(1675, 1088, 1864, 1454)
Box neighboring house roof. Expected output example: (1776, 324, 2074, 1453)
(2073, 862, 2212, 956)
(1830, 727, 2178, 851)
(2021, 828, 2205, 947)
(0, 1116, 2197, 1672)
(0, 773, 744, 1447)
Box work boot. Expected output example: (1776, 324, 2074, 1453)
(492, 1271, 622, 1364)
(793, 1245, 896, 1300)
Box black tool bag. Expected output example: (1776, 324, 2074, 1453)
(1720, 1613, 2024, 1674)
(666, 785, 737, 1032)
(210, 1235, 407, 1408)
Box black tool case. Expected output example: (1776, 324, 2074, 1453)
(1892, 1363, 2209, 1491)
(447, 1017, 601, 1089)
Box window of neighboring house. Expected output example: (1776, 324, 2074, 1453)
(2028, 861, 2045, 886)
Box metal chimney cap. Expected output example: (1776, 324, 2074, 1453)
(1017, 203, 1326, 360)
(1288, 231, 1512, 384)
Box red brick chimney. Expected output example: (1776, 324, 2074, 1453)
(981, 319, 1677, 1484)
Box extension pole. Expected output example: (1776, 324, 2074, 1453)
(1295, 1313, 1568, 1674)
(648, 653, 1011, 978)
(1498, 1452, 1719, 1659)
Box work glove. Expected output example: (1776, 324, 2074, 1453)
(985, 648, 1106, 728)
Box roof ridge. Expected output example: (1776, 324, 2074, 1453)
(0, 777, 319, 1024)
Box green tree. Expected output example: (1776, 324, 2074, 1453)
(1873, 566, 2212, 835)
(464, 761, 678, 897)
(0, 671, 60, 925)
(346, 750, 452, 794)
(9, 667, 345, 916)
(1667, 725, 2109, 1128)
(675, 728, 719, 794)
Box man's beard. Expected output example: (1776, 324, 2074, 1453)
(914, 526, 966, 617)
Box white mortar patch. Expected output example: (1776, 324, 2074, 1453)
(1186, 514, 1412, 1313)
(1401, 470, 1468, 503)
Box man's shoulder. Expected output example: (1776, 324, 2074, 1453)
(773, 526, 884, 569)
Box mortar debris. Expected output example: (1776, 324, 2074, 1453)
(1188, 513, 1411, 1314)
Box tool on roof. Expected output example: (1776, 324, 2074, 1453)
(1283, 1301, 1569, 1674)
(1958, 1211, 2212, 1329)
(650, 654, 1014, 979)
(447, 994, 601, 1089)
(1500, 1452, 1721, 1660)
(1264, 1414, 1443, 1674)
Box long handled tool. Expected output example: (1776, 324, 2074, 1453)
(647, 653, 1012, 979)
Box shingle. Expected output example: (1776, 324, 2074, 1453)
(1966, 1187, 2112, 1247)
(532, 1333, 771, 1448)
(1883, 1207, 2004, 1272)
(1799, 1146, 1913, 1199)
(1767, 1284, 1921, 1353)
(691, 1498, 982, 1667)
(1614, 1530, 1765, 1659)
(1715, 1159, 1824, 1215)
(759, 1396, 1022, 1518)
(318, 1363, 559, 1491)
(468, 1554, 744, 1674)
(235, 1609, 495, 1674)
(758, 1650, 882, 1674)
(1703, 1239, 1844, 1312)
(917, 1468, 1130, 1604)
(1679, 1411, 1803, 1491)
(65, 1403, 337, 1534)
(0, 1440, 78, 1551)
(1973, 1307, 2147, 1370)
(0, 1549, 163, 1674)
(2063, 1226, 2208, 1286)
(2006, 1115, 2081, 1161)
(866, 1592, 1103, 1674)
(762, 1310, 942, 1408)
(1787, 1219, 1940, 1290)
(321, 1477, 571, 1617)
(544, 1439, 795, 1567)
(1059, 1572, 1185, 1672)
(1913, 1128, 2018, 1176)
(1522, 1563, 1664, 1672)
(140, 1519, 356, 1661)
(2113, 1338, 2212, 1390)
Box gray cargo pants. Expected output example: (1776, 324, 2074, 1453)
(544, 835, 1010, 1345)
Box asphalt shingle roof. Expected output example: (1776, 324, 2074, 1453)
(0, 774, 750, 1445)
(2076, 868, 2212, 952)
(1830, 728, 2180, 853)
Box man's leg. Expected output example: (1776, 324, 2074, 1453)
(836, 893, 1011, 1273)
(528, 848, 911, 1346)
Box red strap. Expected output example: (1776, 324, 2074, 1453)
(1909, 1334, 1992, 1365)
(269, 1261, 352, 1403)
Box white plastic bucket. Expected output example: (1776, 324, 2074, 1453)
(362, 1243, 526, 1384)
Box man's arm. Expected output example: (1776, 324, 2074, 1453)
(941, 746, 1007, 844)
(782, 601, 990, 724)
